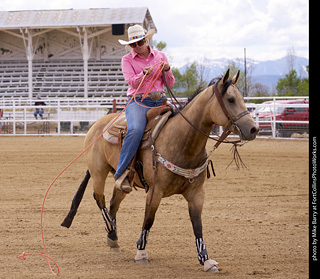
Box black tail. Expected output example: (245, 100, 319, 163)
(61, 170, 91, 228)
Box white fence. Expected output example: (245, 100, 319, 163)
(0, 96, 309, 138)
(0, 98, 128, 136)
(245, 96, 309, 138)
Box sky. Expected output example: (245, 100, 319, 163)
(0, 0, 309, 67)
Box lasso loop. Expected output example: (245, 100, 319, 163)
(18, 61, 168, 276)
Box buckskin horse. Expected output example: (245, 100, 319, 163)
(61, 69, 259, 273)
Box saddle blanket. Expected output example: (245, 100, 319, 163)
(103, 106, 172, 149)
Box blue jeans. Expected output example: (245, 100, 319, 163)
(114, 96, 166, 178)
(34, 108, 44, 118)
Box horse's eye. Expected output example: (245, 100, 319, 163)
(228, 97, 235, 104)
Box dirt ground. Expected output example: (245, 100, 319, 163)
(0, 136, 309, 279)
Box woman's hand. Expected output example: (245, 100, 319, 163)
(143, 66, 153, 75)
(163, 62, 170, 71)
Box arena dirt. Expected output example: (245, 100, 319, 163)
(0, 136, 309, 278)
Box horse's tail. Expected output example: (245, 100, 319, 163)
(61, 169, 91, 228)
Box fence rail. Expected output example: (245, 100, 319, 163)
(0, 96, 309, 138)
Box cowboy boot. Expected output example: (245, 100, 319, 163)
(115, 169, 132, 193)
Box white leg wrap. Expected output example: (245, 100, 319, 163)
(101, 208, 116, 233)
(134, 249, 148, 263)
(196, 237, 209, 265)
(136, 229, 149, 250)
(203, 259, 219, 272)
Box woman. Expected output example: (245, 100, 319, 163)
(115, 24, 175, 193)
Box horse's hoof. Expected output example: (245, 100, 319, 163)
(204, 259, 219, 272)
(206, 265, 219, 273)
(134, 250, 148, 263)
(135, 258, 149, 263)
(107, 237, 119, 249)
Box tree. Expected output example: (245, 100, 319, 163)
(196, 60, 209, 89)
(171, 62, 199, 96)
(154, 41, 198, 96)
(276, 70, 302, 96)
(276, 47, 309, 96)
(171, 67, 184, 92)
(298, 79, 309, 96)
(298, 65, 309, 96)
(286, 46, 296, 72)
(154, 41, 167, 52)
(222, 61, 254, 96)
(251, 82, 270, 97)
(184, 62, 199, 94)
(276, 66, 309, 96)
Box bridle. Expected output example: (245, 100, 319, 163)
(211, 81, 249, 149)
(213, 82, 249, 124)
(162, 70, 249, 149)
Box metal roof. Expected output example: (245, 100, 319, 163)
(0, 7, 156, 30)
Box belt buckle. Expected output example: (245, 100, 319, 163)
(149, 92, 162, 101)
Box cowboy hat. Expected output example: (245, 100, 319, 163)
(118, 24, 156, 45)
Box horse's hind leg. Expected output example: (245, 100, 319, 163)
(91, 166, 123, 250)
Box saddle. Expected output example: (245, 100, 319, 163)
(103, 104, 172, 193)
(103, 105, 172, 150)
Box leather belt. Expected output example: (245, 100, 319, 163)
(135, 91, 165, 101)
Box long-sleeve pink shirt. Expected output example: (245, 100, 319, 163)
(121, 47, 175, 96)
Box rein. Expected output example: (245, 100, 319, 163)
(162, 70, 248, 147)
(161, 70, 249, 169)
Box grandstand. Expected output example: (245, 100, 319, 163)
(0, 8, 157, 99)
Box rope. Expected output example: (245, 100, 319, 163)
(18, 102, 130, 275)
(18, 61, 167, 275)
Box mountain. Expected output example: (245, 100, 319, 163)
(180, 56, 309, 93)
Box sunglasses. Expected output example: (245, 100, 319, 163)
(129, 39, 146, 48)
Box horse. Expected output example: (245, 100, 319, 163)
(61, 69, 259, 273)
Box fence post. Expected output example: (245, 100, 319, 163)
(70, 107, 73, 134)
(13, 101, 16, 135)
(112, 99, 116, 113)
(57, 100, 61, 135)
(24, 107, 27, 135)
(272, 97, 276, 138)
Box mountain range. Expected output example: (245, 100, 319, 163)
(181, 56, 309, 93)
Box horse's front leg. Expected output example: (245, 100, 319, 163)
(184, 187, 219, 273)
(135, 187, 162, 263)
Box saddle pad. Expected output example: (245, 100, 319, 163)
(103, 113, 126, 142)
(103, 109, 172, 149)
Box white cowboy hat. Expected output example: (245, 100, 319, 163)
(118, 24, 156, 45)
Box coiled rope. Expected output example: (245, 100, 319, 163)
(18, 61, 168, 275)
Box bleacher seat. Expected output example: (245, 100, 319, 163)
(0, 59, 128, 99)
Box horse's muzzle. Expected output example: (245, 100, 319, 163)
(233, 122, 259, 141)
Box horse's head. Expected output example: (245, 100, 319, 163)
(210, 69, 259, 141)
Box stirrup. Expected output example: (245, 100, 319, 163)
(115, 170, 132, 193)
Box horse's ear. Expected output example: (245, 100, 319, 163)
(222, 69, 230, 85)
(232, 70, 240, 85)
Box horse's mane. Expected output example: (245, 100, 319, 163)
(172, 76, 232, 114)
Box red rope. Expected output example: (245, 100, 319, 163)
(18, 61, 169, 275)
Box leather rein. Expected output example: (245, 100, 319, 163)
(161, 70, 249, 150)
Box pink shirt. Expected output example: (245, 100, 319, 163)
(121, 47, 175, 96)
